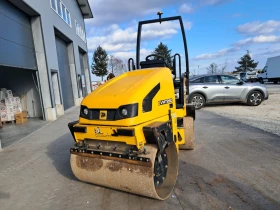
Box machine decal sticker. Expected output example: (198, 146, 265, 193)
(94, 127, 103, 134)
(159, 98, 173, 105)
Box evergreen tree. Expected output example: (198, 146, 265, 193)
(91, 46, 108, 81)
(235, 51, 259, 72)
(152, 42, 173, 70)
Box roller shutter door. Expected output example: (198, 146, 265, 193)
(55, 36, 74, 110)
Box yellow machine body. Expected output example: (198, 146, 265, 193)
(74, 67, 188, 150)
(69, 67, 195, 200)
(68, 14, 195, 200)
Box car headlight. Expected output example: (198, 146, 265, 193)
(117, 103, 138, 119)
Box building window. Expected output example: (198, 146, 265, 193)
(56, 0, 62, 16)
(75, 21, 86, 43)
(51, 0, 56, 10)
(66, 9, 71, 25)
(61, 3, 67, 21)
(50, 0, 71, 27)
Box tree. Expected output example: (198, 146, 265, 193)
(191, 69, 196, 76)
(235, 50, 259, 72)
(152, 42, 173, 70)
(220, 60, 228, 73)
(108, 55, 127, 76)
(118, 61, 128, 75)
(91, 46, 108, 81)
(207, 63, 219, 74)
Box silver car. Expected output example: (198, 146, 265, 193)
(187, 74, 269, 109)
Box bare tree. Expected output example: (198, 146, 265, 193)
(220, 60, 228, 73)
(108, 55, 127, 76)
(119, 61, 128, 74)
(108, 54, 118, 74)
(207, 63, 219, 74)
(190, 69, 196, 76)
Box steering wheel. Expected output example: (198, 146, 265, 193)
(145, 54, 165, 61)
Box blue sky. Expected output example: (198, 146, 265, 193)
(85, 0, 280, 81)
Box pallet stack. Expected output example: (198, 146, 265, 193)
(0, 88, 27, 125)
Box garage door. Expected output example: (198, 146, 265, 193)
(55, 36, 74, 110)
(0, 0, 36, 69)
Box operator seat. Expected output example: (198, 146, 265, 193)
(140, 54, 167, 69)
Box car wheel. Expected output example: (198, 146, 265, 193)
(189, 94, 205, 109)
(247, 91, 263, 106)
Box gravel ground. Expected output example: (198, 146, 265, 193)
(202, 92, 280, 137)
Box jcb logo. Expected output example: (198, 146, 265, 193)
(99, 110, 107, 120)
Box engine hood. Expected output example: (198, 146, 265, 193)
(82, 68, 170, 109)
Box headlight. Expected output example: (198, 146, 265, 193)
(83, 107, 89, 115)
(121, 108, 128, 116)
(80, 105, 90, 118)
(117, 103, 138, 119)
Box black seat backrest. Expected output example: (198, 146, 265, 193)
(140, 60, 166, 69)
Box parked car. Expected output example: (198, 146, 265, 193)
(187, 74, 269, 109)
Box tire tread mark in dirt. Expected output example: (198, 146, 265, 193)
(209, 174, 264, 210)
(172, 190, 185, 210)
(177, 196, 185, 210)
(236, 172, 280, 208)
(194, 177, 219, 210)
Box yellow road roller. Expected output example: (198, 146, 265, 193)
(68, 13, 196, 200)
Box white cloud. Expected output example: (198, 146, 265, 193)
(178, 3, 194, 13)
(113, 48, 153, 61)
(255, 45, 280, 57)
(194, 47, 240, 60)
(86, 0, 229, 27)
(234, 35, 280, 46)
(86, 0, 185, 26)
(87, 20, 192, 52)
(237, 20, 280, 35)
(199, 0, 231, 6)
